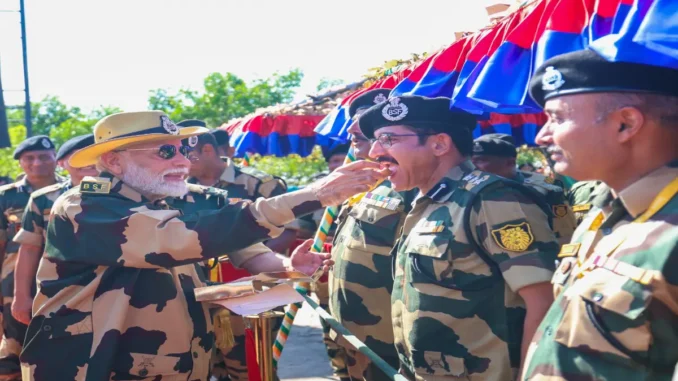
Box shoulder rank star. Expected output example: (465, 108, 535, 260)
(491, 222, 534, 252)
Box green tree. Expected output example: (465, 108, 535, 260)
(148, 69, 303, 127)
(237, 146, 328, 187)
(0, 125, 28, 179)
(316, 77, 345, 93)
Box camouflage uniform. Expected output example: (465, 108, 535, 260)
(392, 161, 559, 381)
(514, 171, 576, 246)
(0, 176, 63, 378)
(329, 181, 417, 380)
(521, 161, 678, 380)
(19, 172, 321, 381)
(567, 180, 615, 225)
(188, 158, 286, 381)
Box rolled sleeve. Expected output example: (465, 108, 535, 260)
(474, 186, 560, 292)
(228, 243, 270, 268)
(13, 228, 42, 247)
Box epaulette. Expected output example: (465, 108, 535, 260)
(30, 182, 69, 198)
(79, 176, 112, 195)
(238, 166, 274, 182)
(0, 182, 19, 194)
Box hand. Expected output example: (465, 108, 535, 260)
(309, 160, 391, 207)
(288, 239, 333, 276)
(11, 295, 32, 325)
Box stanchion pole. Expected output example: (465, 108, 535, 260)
(247, 311, 284, 381)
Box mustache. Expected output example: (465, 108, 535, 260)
(376, 156, 398, 165)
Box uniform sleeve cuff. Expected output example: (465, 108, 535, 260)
(13, 229, 43, 247)
(228, 243, 271, 268)
(502, 263, 554, 292)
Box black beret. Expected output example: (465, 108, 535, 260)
(358, 95, 478, 139)
(473, 133, 517, 158)
(324, 143, 350, 162)
(530, 48, 678, 107)
(177, 119, 207, 128)
(56, 134, 95, 161)
(210, 129, 230, 146)
(348, 89, 391, 119)
(13, 135, 55, 160)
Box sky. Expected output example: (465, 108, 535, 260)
(0, 0, 492, 114)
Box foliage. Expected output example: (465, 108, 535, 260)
(316, 78, 346, 93)
(517, 145, 547, 167)
(0, 125, 27, 179)
(234, 146, 328, 187)
(148, 69, 304, 127)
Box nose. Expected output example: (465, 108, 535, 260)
(172, 147, 191, 168)
(535, 120, 553, 147)
(368, 140, 384, 160)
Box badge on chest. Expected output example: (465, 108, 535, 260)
(360, 192, 401, 211)
(413, 220, 445, 233)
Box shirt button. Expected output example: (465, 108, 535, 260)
(43, 325, 52, 332)
(193, 351, 198, 359)
(138, 369, 148, 377)
(592, 293, 604, 302)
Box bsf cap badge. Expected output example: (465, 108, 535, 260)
(41, 139, 51, 148)
(382, 97, 408, 122)
(188, 136, 198, 147)
(542, 66, 565, 91)
(161, 115, 179, 135)
(373, 93, 387, 104)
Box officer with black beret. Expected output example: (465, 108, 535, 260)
(0, 135, 63, 378)
(472, 133, 576, 245)
(346, 89, 391, 160)
(359, 95, 560, 380)
(521, 48, 678, 380)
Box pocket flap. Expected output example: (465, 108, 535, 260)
(578, 268, 652, 320)
(45, 312, 93, 339)
(349, 202, 398, 225)
(120, 353, 181, 377)
(405, 232, 450, 259)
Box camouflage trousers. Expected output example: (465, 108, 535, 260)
(314, 281, 349, 381)
(0, 252, 25, 379)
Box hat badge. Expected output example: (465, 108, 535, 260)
(41, 139, 51, 148)
(161, 115, 179, 135)
(382, 97, 408, 122)
(373, 93, 387, 104)
(188, 136, 198, 147)
(542, 66, 565, 91)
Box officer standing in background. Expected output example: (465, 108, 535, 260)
(211, 129, 235, 158)
(0, 136, 63, 381)
(471, 133, 577, 245)
(520, 49, 678, 380)
(359, 96, 559, 381)
(11, 134, 97, 327)
(567, 180, 615, 225)
(329, 88, 416, 381)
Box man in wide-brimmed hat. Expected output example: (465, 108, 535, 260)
(19, 111, 389, 381)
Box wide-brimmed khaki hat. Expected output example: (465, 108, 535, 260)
(69, 111, 209, 168)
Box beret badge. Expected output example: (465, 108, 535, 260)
(41, 139, 51, 148)
(382, 97, 409, 122)
(542, 66, 565, 91)
(188, 136, 198, 147)
(373, 93, 387, 104)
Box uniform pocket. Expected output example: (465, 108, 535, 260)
(346, 203, 400, 255)
(113, 353, 182, 378)
(406, 232, 455, 287)
(411, 350, 469, 380)
(555, 267, 652, 365)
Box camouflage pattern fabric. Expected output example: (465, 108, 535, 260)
(329, 181, 417, 381)
(0, 176, 63, 378)
(19, 172, 320, 381)
(522, 161, 678, 380)
(392, 160, 559, 381)
(567, 180, 615, 226)
(514, 171, 577, 246)
(188, 160, 286, 381)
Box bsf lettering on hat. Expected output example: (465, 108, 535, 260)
(382, 98, 409, 121)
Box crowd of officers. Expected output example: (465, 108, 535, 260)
(0, 47, 674, 381)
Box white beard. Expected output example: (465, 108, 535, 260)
(120, 160, 188, 198)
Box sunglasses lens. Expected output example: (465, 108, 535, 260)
(157, 145, 177, 160)
(179, 146, 192, 158)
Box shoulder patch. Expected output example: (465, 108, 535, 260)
(552, 204, 569, 218)
(491, 222, 534, 252)
(238, 166, 274, 182)
(80, 177, 111, 194)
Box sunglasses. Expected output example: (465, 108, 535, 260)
(115, 144, 195, 160)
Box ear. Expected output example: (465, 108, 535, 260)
(616, 106, 645, 143)
(431, 133, 452, 157)
(100, 152, 123, 176)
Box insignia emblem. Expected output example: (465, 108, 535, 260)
(161, 115, 179, 135)
(572, 204, 591, 213)
(544, 177, 555, 184)
(188, 136, 198, 147)
(558, 243, 580, 258)
(80, 179, 111, 194)
(542, 66, 565, 91)
(373, 93, 387, 104)
(552, 204, 568, 218)
(462, 171, 490, 189)
(41, 139, 51, 148)
(491, 222, 534, 252)
(381, 97, 408, 122)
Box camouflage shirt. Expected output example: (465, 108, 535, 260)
(392, 161, 559, 381)
(522, 161, 678, 380)
(568, 180, 615, 225)
(0, 178, 39, 256)
(187, 157, 287, 201)
(514, 171, 577, 246)
(14, 181, 72, 248)
(329, 181, 417, 360)
(20, 172, 321, 381)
